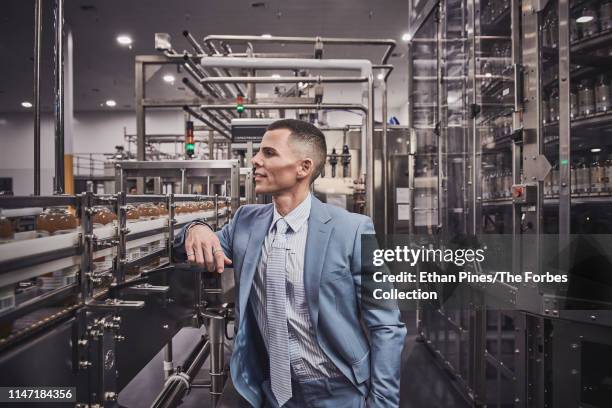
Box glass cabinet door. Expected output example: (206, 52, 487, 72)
(567, 0, 612, 233)
(441, 0, 471, 236)
(476, 0, 515, 234)
(409, 10, 440, 235)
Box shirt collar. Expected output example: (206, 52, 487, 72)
(271, 193, 312, 234)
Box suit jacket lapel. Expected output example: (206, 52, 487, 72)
(238, 205, 273, 326)
(304, 197, 332, 329)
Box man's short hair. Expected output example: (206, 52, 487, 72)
(267, 119, 327, 182)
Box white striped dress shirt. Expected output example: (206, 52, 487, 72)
(250, 193, 341, 381)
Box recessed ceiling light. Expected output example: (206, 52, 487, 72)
(105, 100, 117, 107)
(401, 33, 410, 42)
(116, 35, 132, 46)
(163, 74, 175, 83)
(591, 148, 602, 153)
(271, 74, 281, 79)
(21, 101, 32, 108)
(261, 34, 272, 38)
(576, 15, 594, 23)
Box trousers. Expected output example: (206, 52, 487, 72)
(261, 375, 366, 408)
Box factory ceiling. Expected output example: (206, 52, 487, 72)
(0, 0, 409, 114)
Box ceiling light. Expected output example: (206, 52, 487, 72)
(377, 73, 385, 80)
(116, 35, 133, 46)
(271, 74, 281, 79)
(163, 74, 175, 83)
(591, 148, 602, 153)
(261, 34, 272, 38)
(576, 15, 595, 23)
(105, 100, 117, 107)
(401, 33, 410, 42)
(21, 101, 32, 108)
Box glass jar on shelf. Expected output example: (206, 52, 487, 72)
(601, 0, 612, 31)
(549, 88, 560, 123)
(577, 5, 599, 38)
(570, 17, 580, 43)
(542, 90, 551, 124)
(545, 166, 553, 197)
(576, 158, 591, 195)
(0, 214, 14, 243)
(591, 155, 606, 194)
(92, 206, 116, 228)
(138, 203, 161, 220)
(570, 86, 579, 119)
(158, 203, 169, 216)
(552, 161, 560, 196)
(595, 74, 610, 113)
(126, 204, 140, 223)
(604, 154, 612, 193)
(37, 207, 77, 235)
(578, 79, 595, 117)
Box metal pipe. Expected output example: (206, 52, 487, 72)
(182, 77, 207, 99)
(183, 58, 221, 97)
(183, 31, 236, 98)
(183, 106, 231, 140)
(33, 0, 42, 195)
(151, 338, 210, 408)
(206, 313, 226, 407)
(182, 77, 234, 122)
(163, 340, 173, 380)
(366, 75, 375, 218)
(373, 64, 394, 81)
(164, 55, 372, 76)
(200, 75, 368, 84)
(198, 107, 230, 132)
(198, 103, 367, 111)
(53, 0, 65, 194)
(202, 42, 246, 96)
(381, 78, 388, 234)
(203, 35, 396, 64)
(183, 30, 205, 54)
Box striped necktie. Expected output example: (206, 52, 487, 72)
(266, 218, 292, 406)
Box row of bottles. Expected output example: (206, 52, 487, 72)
(543, 74, 610, 123)
(482, 168, 513, 200)
(481, 0, 511, 25)
(543, 0, 612, 48)
(481, 154, 612, 200)
(544, 154, 612, 196)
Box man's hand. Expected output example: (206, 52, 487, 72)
(184, 225, 232, 273)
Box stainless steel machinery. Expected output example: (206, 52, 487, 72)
(0, 168, 237, 407)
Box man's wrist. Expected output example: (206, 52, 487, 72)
(186, 220, 213, 236)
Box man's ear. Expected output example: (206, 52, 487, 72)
(297, 158, 314, 180)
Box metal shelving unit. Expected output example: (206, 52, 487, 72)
(408, 0, 612, 406)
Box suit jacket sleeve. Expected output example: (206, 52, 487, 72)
(351, 217, 407, 408)
(173, 206, 244, 262)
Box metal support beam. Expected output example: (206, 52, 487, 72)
(53, 0, 65, 194)
(203, 35, 396, 64)
(558, 0, 571, 240)
(33, 0, 42, 195)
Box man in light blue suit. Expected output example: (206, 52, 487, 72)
(175, 119, 406, 407)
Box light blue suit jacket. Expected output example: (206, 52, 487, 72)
(175, 197, 406, 407)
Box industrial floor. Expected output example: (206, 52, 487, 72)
(119, 312, 470, 408)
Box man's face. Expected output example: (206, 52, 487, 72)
(251, 128, 305, 194)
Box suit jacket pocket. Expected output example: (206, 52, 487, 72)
(322, 268, 351, 283)
(351, 350, 370, 384)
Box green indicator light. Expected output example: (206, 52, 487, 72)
(561, 159, 569, 165)
(236, 105, 244, 113)
(186, 143, 194, 150)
